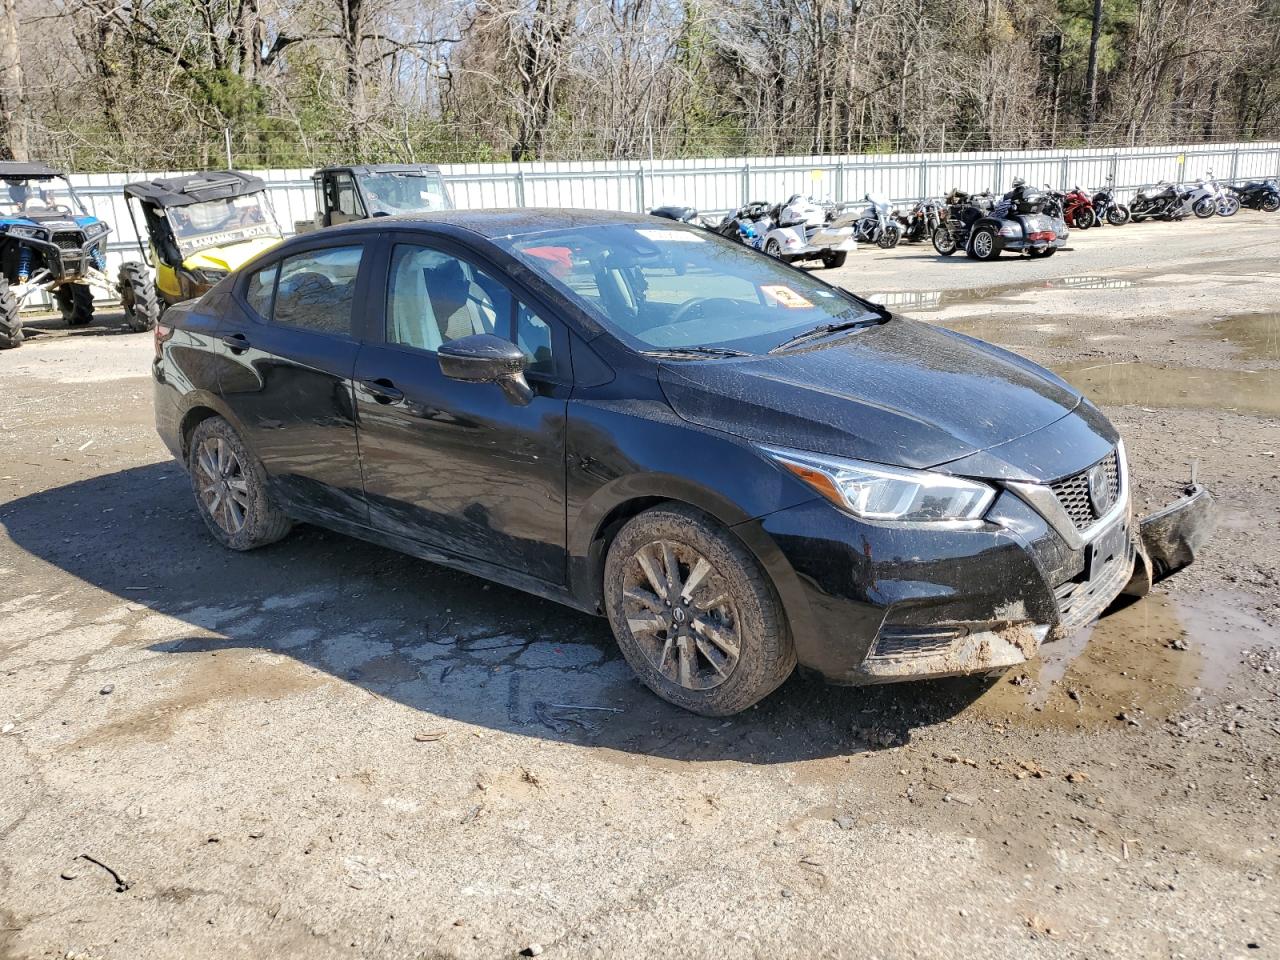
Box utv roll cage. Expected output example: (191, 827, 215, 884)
(122, 171, 273, 267)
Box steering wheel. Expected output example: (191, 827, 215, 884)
(669, 296, 743, 326)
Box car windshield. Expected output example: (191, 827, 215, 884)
(166, 193, 281, 251)
(362, 172, 450, 215)
(499, 223, 879, 354)
(1, 176, 87, 218)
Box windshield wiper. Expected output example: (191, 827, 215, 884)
(767, 315, 884, 353)
(641, 345, 752, 360)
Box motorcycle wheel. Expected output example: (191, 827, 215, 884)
(931, 227, 957, 256)
(1074, 211, 1092, 229)
(877, 231, 899, 250)
(764, 239, 783, 258)
(1217, 196, 1240, 217)
(967, 227, 1000, 261)
(1107, 205, 1131, 226)
(1028, 247, 1056, 258)
(1262, 194, 1280, 213)
(820, 250, 847, 269)
(1193, 198, 1216, 219)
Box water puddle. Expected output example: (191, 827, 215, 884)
(972, 592, 1279, 730)
(866, 275, 1136, 313)
(1052, 360, 1280, 417)
(1208, 312, 1280, 362)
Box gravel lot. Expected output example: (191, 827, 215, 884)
(2, 214, 1278, 960)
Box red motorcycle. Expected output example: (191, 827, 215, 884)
(1061, 186, 1098, 229)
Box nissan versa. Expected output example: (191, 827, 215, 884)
(152, 209, 1213, 715)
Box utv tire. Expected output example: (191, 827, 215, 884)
(931, 226, 957, 256)
(968, 226, 1000, 261)
(1262, 194, 1280, 213)
(1107, 204, 1131, 226)
(1193, 198, 1215, 219)
(55, 284, 95, 327)
(118, 262, 160, 332)
(187, 416, 293, 552)
(603, 504, 796, 716)
(820, 250, 848, 269)
(0, 278, 22, 349)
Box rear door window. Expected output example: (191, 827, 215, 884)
(270, 245, 364, 337)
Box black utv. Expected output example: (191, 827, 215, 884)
(294, 164, 454, 232)
(0, 162, 114, 348)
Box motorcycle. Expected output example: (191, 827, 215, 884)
(1227, 178, 1280, 213)
(715, 201, 775, 250)
(761, 195, 856, 268)
(1091, 177, 1131, 226)
(932, 189, 993, 256)
(933, 183, 1065, 260)
(899, 198, 946, 243)
(1204, 172, 1240, 217)
(1061, 185, 1098, 229)
(832, 193, 904, 249)
(1130, 181, 1195, 222)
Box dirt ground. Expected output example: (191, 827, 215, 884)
(1, 215, 1278, 960)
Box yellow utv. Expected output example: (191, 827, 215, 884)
(119, 171, 283, 325)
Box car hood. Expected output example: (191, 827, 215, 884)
(657, 316, 1089, 473)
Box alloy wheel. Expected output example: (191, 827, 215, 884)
(621, 540, 741, 691)
(196, 437, 251, 535)
(973, 232, 993, 258)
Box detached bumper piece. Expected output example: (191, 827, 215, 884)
(1123, 483, 1215, 596)
(860, 621, 1050, 681)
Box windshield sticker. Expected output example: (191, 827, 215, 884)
(176, 223, 277, 257)
(635, 229, 705, 243)
(761, 285, 814, 308)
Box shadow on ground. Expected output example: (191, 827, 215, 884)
(18, 309, 133, 341)
(2, 463, 994, 763)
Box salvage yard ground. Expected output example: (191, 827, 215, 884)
(1, 215, 1278, 959)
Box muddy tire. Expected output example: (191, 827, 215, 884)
(820, 250, 848, 269)
(55, 284, 95, 327)
(967, 226, 1000, 261)
(603, 504, 795, 716)
(0, 278, 22, 349)
(932, 226, 957, 256)
(118, 262, 160, 332)
(187, 416, 293, 552)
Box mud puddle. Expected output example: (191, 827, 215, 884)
(1207, 311, 1280, 361)
(867, 275, 1136, 313)
(1053, 360, 1280, 416)
(971, 591, 1280, 730)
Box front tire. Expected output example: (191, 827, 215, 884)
(1107, 204, 1131, 226)
(968, 226, 1000, 261)
(187, 417, 293, 551)
(876, 230, 900, 249)
(932, 226, 957, 256)
(1217, 196, 1240, 217)
(1261, 194, 1280, 213)
(820, 250, 847, 269)
(118, 262, 160, 332)
(0, 278, 22, 349)
(603, 504, 795, 716)
(54, 284, 95, 326)
(1193, 197, 1215, 219)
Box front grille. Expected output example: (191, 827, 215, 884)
(1050, 451, 1119, 531)
(871, 625, 967, 660)
(52, 232, 83, 252)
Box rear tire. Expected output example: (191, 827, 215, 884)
(55, 284, 95, 327)
(1028, 247, 1057, 258)
(0, 278, 22, 349)
(118, 262, 160, 332)
(968, 226, 1000, 261)
(187, 416, 293, 552)
(764, 239, 782, 258)
(820, 250, 847, 269)
(603, 504, 796, 716)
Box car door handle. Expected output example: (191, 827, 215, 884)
(361, 378, 404, 404)
(221, 333, 250, 353)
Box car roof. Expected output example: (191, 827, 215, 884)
(0, 161, 65, 180)
(328, 207, 660, 241)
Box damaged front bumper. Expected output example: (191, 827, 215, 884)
(753, 468, 1215, 686)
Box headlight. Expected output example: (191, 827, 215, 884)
(190, 267, 229, 284)
(2, 224, 43, 240)
(84, 221, 109, 238)
(760, 445, 995, 523)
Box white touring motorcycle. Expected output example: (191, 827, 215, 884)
(759, 195, 857, 268)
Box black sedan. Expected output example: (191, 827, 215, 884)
(151, 208, 1208, 715)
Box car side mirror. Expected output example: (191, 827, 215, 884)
(437, 334, 533, 405)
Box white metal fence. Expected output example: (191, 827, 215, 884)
(37, 139, 1280, 305)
